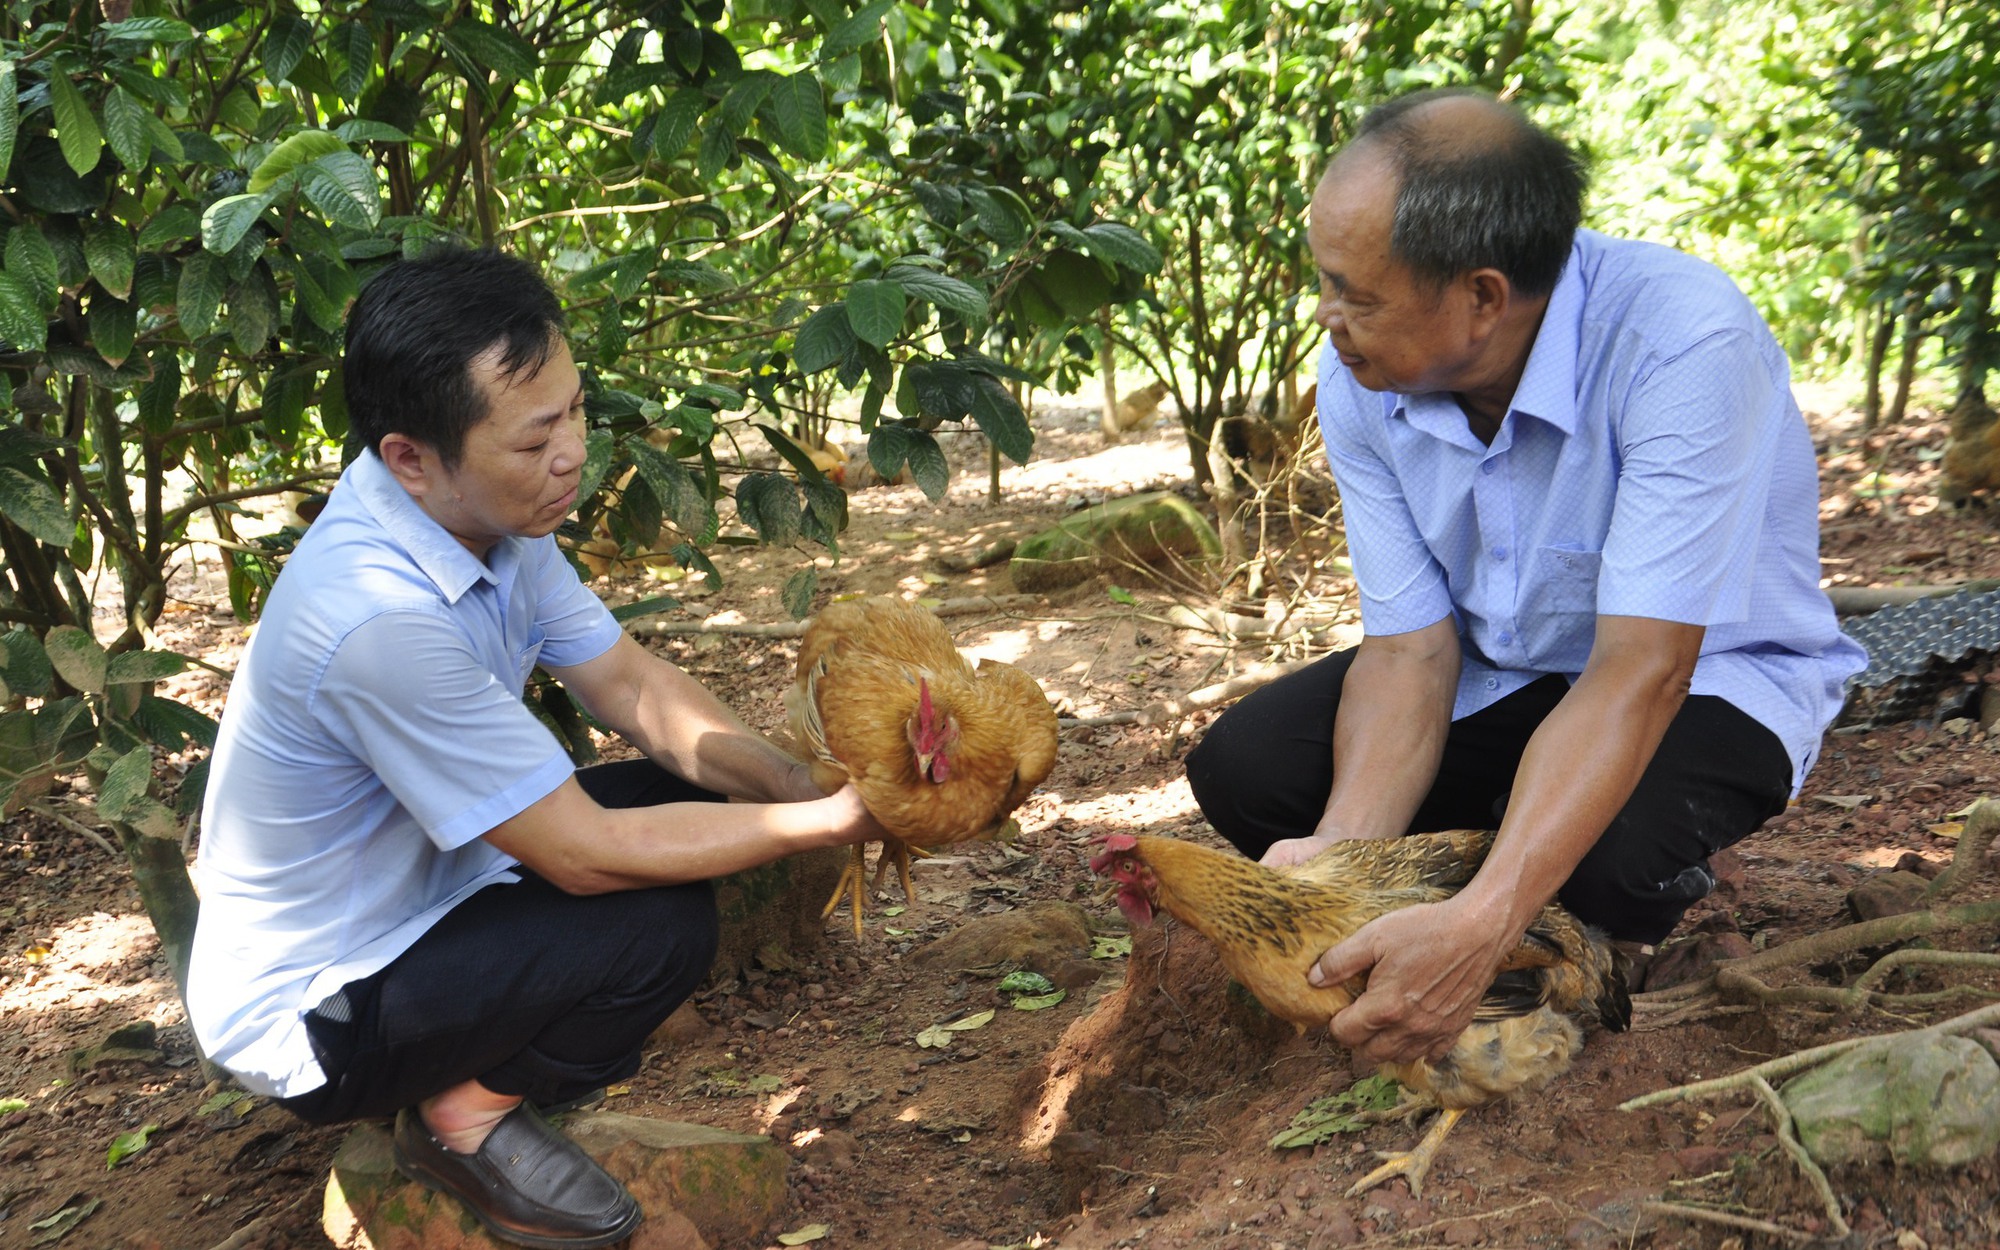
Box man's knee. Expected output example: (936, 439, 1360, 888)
(1560, 837, 1716, 944)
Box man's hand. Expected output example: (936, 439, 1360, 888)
(1260, 833, 1339, 868)
(1308, 895, 1516, 1065)
(818, 782, 891, 846)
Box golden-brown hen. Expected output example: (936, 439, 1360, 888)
(788, 596, 1060, 935)
(1090, 831, 1628, 1197)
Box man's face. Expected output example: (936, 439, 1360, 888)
(424, 338, 587, 557)
(1308, 152, 1482, 396)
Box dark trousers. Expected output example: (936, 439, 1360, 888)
(277, 759, 722, 1125)
(1184, 650, 1794, 944)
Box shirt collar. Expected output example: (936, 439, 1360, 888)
(345, 451, 503, 603)
(1386, 239, 1587, 444)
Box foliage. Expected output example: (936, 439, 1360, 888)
(1269, 1074, 1402, 1149)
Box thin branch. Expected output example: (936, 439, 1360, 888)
(1748, 1075, 1849, 1237)
(1638, 1201, 1811, 1245)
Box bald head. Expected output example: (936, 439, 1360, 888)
(1321, 87, 1586, 298)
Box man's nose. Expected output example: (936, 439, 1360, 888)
(552, 416, 587, 473)
(1315, 294, 1344, 334)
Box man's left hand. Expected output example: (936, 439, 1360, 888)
(1308, 897, 1516, 1065)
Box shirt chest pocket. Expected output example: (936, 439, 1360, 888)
(1529, 546, 1603, 617)
(513, 627, 548, 686)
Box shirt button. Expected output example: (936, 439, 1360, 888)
(1481, 461, 1497, 475)
(1497, 630, 1513, 644)
(1484, 677, 1499, 690)
(1492, 547, 1508, 560)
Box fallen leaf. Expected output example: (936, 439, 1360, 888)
(1928, 821, 1964, 840)
(1091, 935, 1132, 959)
(944, 1009, 995, 1031)
(883, 531, 919, 542)
(1810, 794, 1872, 811)
(1012, 990, 1067, 1011)
(23, 945, 49, 963)
(778, 1223, 830, 1245)
(29, 1196, 101, 1245)
(996, 971, 1056, 996)
(196, 1090, 249, 1117)
(920, 571, 947, 585)
(106, 1123, 158, 1170)
(604, 1084, 631, 1097)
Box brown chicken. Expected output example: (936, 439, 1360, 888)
(787, 596, 1060, 935)
(1090, 831, 1629, 1197)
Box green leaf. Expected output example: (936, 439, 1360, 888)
(335, 22, 373, 101)
(607, 594, 680, 623)
(264, 13, 312, 86)
(0, 467, 69, 545)
(651, 90, 706, 161)
(719, 70, 777, 133)
(1089, 934, 1132, 959)
(627, 438, 710, 540)
(47, 73, 103, 177)
(776, 1224, 829, 1246)
(823, 0, 894, 57)
(1269, 1076, 1402, 1149)
(0, 62, 18, 184)
(1106, 584, 1137, 606)
(138, 205, 202, 251)
(44, 625, 107, 694)
(883, 263, 988, 327)
(201, 193, 272, 254)
(968, 377, 1033, 464)
(97, 745, 154, 821)
(996, 971, 1056, 995)
(176, 251, 225, 337)
(334, 119, 409, 144)
(793, 304, 854, 374)
(443, 19, 539, 81)
(106, 1122, 159, 1170)
(303, 152, 382, 228)
(0, 273, 46, 350)
(140, 111, 184, 163)
(963, 186, 1031, 247)
(697, 119, 735, 181)
(845, 280, 906, 349)
(106, 650, 187, 685)
(102, 16, 196, 42)
(0, 629, 54, 699)
(768, 72, 827, 162)
(102, 86, 150, 173)
(735, 472, 802, 544)
(248, 129, 347, 194)
(1012, 990, 1066, 1011)
(128, 693, 217, 751)
(781, 567, 817, 620)
(84, 222, 135, 298)
(24, 1195, 99, 1243)
(89, 294, 136, 367)
(1079, 222, 1162, 274)
(6, 225, 59, 311)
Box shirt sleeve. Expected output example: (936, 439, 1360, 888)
(524, 537, 623, 668)
(1598, 328, 1778, 626)
(1317, 363, 1456, 637)
(311, 610, 578, 850)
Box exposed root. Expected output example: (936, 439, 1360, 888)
(1638, 1200, 1814, 1245)
(1747, 1073, 1850, 1237)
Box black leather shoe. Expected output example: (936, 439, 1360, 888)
(392, 1103, 642, 1249)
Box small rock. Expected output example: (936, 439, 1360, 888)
(1674, 1145, 1733, 1175)
(802, 1129, 859, 1172)
(1783, 1035, 2000, 1166)
(1307, 1209, 1361, 1247)
(1708, 848, 1747, 895)
(1440, 1218, 1483, 1246)
(1892, 852, 1943, 880)
(632, 1207, 712, 1250)
(1845, 871, 1931, 921)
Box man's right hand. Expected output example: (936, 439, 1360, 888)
(818, 783, 890, 846)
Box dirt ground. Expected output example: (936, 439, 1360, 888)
(4, 387, 2000, 1250)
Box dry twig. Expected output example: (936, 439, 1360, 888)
(1638, 1200, 1813, 1244)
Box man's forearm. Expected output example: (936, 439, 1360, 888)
(1313, 621, 1459, 842)
(1457, 620, 1700, 933)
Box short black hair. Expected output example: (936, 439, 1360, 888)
(343, 246, 568, 467)
(1345, 87, 1587, 299)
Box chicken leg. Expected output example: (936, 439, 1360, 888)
(819, 838, 930, 939)
(1345, 1106, 1465, 1199)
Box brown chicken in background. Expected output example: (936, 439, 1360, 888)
(788, 596, 1060, 935)
(1091, 830, 1629, 1197)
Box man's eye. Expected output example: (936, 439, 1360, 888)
(523, 441, 549, 454)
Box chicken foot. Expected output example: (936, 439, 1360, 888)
(1344, 1106, 1465, 1199)
(821, 840, 935, 938)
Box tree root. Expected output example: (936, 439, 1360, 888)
(1636, 797, 2000, 1016)
(1748, 1073, 1850, 1238)
(1638, 1200, 1814, 1245)
(933, 538, 1018, 573)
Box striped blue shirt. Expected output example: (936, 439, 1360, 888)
(1317, 228, 1865, 792)
(188, 450, 623, 1097)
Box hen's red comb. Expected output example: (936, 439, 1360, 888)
(1088, 833, 1139, 875)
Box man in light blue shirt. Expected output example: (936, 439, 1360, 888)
(1187, 90, 1863, 1102)
(188, 247, 884, 1248)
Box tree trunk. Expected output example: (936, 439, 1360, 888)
(1861, 301, 1893, 431)
(1885, 303, 1923, 428)
(116, 821, 200, 1003)
(1098, 307, 1121, 442)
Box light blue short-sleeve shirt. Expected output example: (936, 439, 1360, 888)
(1317, 228, 1866, 792)
(187, 450, 623, 1097)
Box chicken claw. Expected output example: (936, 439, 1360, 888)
(1344, 1106, 1465, 1199)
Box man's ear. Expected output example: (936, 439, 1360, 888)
(1464, 267, 1512, 330)
(377, 433, 442, 497)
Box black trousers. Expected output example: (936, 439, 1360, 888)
(276, 759, 722, 1126)
(1184, 649, 1794, 944)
